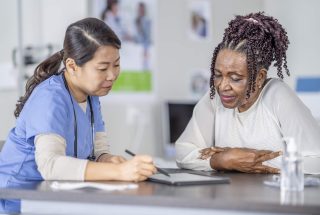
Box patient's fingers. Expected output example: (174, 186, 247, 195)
(256, 150, 273, 156)
(210, 146, 226, 152)
(199, 147, 225, 154)
(198, 147, 224, 160)
(253, 164, 280, 174)
(255, 151, 282, 163)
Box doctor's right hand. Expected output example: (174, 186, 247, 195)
(118, 155, 157, 182)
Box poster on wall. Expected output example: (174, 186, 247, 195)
(90, 0, 156, 93)
(188, 0, 211, 42)
(189, 68, 210, 99)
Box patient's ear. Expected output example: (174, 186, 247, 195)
(257, 68, 267, 88)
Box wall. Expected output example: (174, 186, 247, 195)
(0, 0, 88, 139)
(263, 0, 320, 122)
(0, 0, 18, 63)
(264, 0, 320, 87)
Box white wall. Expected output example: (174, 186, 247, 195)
(264, 0, 320, 87)
(0, 0, 88, 62)
(0, 0, 18, 63)
(0, 0, 88, 139)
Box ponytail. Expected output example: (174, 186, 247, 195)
(14, 50, 64, 118)
(15, 17, 121, 116)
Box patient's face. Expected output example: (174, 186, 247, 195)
(214, 49, 261, 112)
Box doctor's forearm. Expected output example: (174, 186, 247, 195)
(84, 161, 121, 181)
(35, 134, 88, 180)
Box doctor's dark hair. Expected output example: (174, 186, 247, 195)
(14, 17, 121, 118)
(209, 12, 290, 99)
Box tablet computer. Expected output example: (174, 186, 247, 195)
(148, 173, 230, 186)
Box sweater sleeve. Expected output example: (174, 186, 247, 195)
(268, 80, 320, 174)
(35, 134, 88, 180)
(94, 131, 110, 160)
(175, 91, 215, 171)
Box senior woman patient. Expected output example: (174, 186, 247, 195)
(176, 12, 320, 174)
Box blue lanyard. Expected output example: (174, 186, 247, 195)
(62, 72, 96, 161)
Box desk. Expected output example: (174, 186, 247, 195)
(0, 171, 319, 215)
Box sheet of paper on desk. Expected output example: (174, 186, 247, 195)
(50, 181, 138, 191)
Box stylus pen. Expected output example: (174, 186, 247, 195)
(125, 149, 171, 177)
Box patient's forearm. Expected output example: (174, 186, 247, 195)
(210, 153, 230, 170)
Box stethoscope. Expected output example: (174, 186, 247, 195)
(62, 71, 96, 161)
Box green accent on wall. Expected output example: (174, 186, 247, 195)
(112, 71, 152, 92)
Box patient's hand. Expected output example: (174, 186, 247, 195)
(97, 153, 127, 164)
(209, 148, 281, 174)
(198, 147, 228, 160)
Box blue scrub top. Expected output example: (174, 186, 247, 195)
(0, 74, 105, 213)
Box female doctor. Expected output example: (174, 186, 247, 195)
(0, 17, 156, 190)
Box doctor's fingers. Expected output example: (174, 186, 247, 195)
(137, 162, 157, 174)
(133, 174, 148, 182)
(254, 151, 282, 163)
(131, 167, 155, 182)
(132, 155, 154, 164)
(116, 156, 127, 163)
(138, 168, 155, 178)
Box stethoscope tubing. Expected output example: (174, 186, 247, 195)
(62, 71, 96, 160)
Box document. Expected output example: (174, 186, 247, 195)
(50, 181, 138, 191)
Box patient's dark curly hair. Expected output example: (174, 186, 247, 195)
(209, 12, 290, 99)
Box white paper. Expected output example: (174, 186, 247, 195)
(50, 181, 138, 191)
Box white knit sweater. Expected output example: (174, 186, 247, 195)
(176, 79, 320, 174)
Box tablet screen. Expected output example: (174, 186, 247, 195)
(149, 173, 230, 185)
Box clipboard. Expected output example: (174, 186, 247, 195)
(148, 173, 230, 186)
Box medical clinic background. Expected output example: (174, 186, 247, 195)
(0, 0, 319, 159)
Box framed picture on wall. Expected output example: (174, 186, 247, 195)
(188, 0, 211, 42)
(89, 0, 157, 93)
(189, 68, 210, 99)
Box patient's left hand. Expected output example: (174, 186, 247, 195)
(199, 147, 228, 160)
(97, 154, 127, 164)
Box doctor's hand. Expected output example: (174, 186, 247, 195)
(118, 155, 157, 182)
(209, 148, 281, 174)
(97, 153, 126, 164)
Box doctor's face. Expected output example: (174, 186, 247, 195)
(77, 45, 120, 97)
(214, 49, 262, 112)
